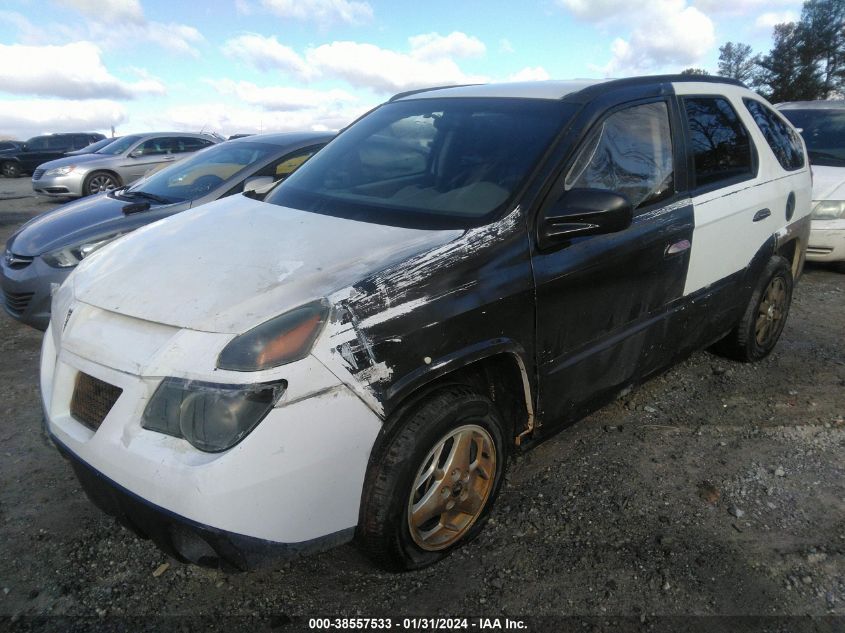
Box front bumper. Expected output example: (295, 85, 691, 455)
(51, 432, 354, 570)
(0, 255, 69, 330)
(40, 306, 383, 568)
(806, 219, 845, 263)
(32, 172, 85, 197)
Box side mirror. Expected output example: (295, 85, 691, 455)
(538, 188, 633, 249)
(243, 176, 275, 194)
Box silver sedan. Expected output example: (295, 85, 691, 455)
(32, 132, 220, 198)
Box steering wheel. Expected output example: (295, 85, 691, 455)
(192, 174, 224, 192)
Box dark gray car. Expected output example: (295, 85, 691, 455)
(2, 131, 333, 329)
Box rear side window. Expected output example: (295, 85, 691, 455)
(684, 97, 754, 188)
(46, 136, 72, 150)
(744, 100, 804, 171)
(177, 137, 215, 153)
(565, 101, 674, 209)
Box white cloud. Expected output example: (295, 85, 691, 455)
(693, 0, 801, 14)
(153, 102, 370, 136)
(222, 31, 488, 94)
(222, 34, 314, 78)
(6, 6, 204, 56)
(0, 99, 125, 139)
(55, 0, 144, 23)
(0, 42, 166, 99)
(260, 0, 373, 25)
(507, 66, 551, 82)
(755, 10, 798, 29)
(499, 38, 515, 54)
(558, 0, 715, 75)
(408, 32, 486, 61)
(306, 41, 486, 92)
(207, 79, 358, 111)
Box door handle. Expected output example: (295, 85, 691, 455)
(753, 208, 771, 222)
(665, 239, 691, 257)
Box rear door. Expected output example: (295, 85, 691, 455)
(119, 136, 179, 182)
(532, 96, 695, 427)
(672, 85, 809, 340)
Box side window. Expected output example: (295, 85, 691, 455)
(744, 99, 805, 171)
(26, 137, 48, 151)
(177, 137, 214, 153)
(72, 134, 90, 149)
(135, 138, 169, 156)
(268, 147, 320, 179)
(46, 136, 72, 150)
(565, 101, 674, 209)
(683, 97, 754, 188)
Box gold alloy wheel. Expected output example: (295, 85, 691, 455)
(756, 276, 787, 346)
(407, 424, 497, 551)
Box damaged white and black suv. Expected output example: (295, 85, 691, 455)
(41, 76, 811, 571)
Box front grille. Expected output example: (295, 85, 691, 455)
(2, 289, 33, 315)
(70, 373, 123, 432)
(3, 250, 34, 269)
(32, 169, 45, 181)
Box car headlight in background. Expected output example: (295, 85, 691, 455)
(42, 235, 121, 268)
(217, 300, 329, 371)
(811, 200, 845, 220)
(43, 166, 77, 177)
(142, 378, 286, 452)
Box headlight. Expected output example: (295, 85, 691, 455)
(217, 300, 329, 371)
(42, 235, 120, 268)
(43, 165, 77, 177)
(811, 200, 845, 220)
(142, 378, 286, 452)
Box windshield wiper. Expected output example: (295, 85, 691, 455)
(122, 190, 172, 204)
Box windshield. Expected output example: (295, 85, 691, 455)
(95, 135, 143, 156)
(125, 141, 282, 203)
(780, 109, 845, 167)
(266, 98, 576, 227)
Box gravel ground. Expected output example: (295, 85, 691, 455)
(0, 178, 843, 632)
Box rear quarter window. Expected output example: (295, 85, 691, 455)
(683, 97, 755, 189)
(744, 99, 804, 171)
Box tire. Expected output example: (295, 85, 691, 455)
(1, 162, 21, 178)
(716, 255, 794, 362)
(84, 171, 120, 196)
(357, 385, 509, 571)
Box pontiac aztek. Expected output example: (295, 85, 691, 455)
(41, 76, 811, 571)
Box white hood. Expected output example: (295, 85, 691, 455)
(71, 195, 462, 333)
(811, 164, 845, 201)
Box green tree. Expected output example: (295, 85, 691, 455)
(680, 68, 710, 75)
(799, 0, 845, 96)
(718, 42, 759, 84)
(757, 22, 824, 101)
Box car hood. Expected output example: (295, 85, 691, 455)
(36, 154, 107, 171)
(811, 165, 845, 201)
(71, 196, 462, 334)
(10, 192, 186, 256)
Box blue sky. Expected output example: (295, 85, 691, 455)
(0, 0, 804, 139)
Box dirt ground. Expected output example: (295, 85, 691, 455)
(0, 177, 842, 632)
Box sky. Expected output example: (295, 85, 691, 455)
(0, 0, 806, 140)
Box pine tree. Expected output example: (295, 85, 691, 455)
(717, 42, 759, 84)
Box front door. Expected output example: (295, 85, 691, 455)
(532, 98, 694, 428)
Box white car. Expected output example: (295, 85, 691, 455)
(41, 76, 811, 572)
(779, 101, 845, 271)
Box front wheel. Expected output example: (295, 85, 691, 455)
(357, 386, 509, 571)
(84, 171, 120, 196)
(716, 255, 794, 362)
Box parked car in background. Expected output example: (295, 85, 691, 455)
(779, 101, 845, 271)
(0, 133, 106, 178)
(64, 137, 121, 156)
(3, 132, 332, 330)
(0, 140, 23, 154)
(38, 76, 810, 572)
(31, 132, 220, 198)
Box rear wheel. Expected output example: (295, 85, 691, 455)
(84, 171, 120, 196)
(716, 255, 793, 362)
(1, 162, 20, 178)
(357, 386, 509, 571)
